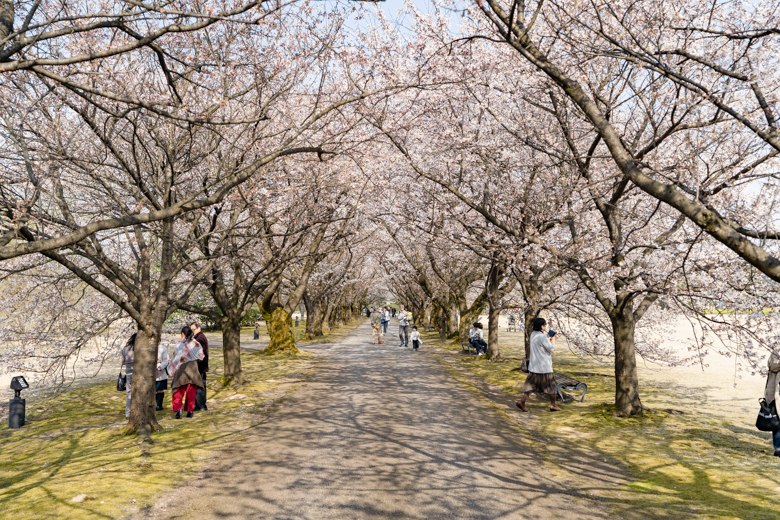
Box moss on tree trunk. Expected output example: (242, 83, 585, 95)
(610, 305, 644, 417)
(263, 305, 299, 355)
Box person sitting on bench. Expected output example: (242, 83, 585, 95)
(470, 322, 488, 355)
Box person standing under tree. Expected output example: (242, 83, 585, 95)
(370, 307, 383, 344)
(765, 351, 780, 457)
(398, 305, 411, 348)
(516, 317, 561, 412)
(155, 342, 170, 411)
(121, 333, 136, 419)
(170, 326, 205, 419)
(191, 322, 209, 412)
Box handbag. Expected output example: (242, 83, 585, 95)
(756, 398, 780, 431)
(117, 366, 127, 392)
(520, 358, 529, 374)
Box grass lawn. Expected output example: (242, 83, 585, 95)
(0, 319, 363, 519)
(227, 317, 364, 348)
(421, 328, 780, 520)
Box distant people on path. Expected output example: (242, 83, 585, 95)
(192, 322, 209, 412)
(410, 326, 422, 351)
(392, 307, 396, 318)
(170, 326, 205, 419)
(765, 351, 780, 456)
(398, 305, 411, 347)
(381, 307, 390, 334)
(121, 333, 136, 419)
(365, 307, 371, 318)
(155, 341, 170, 411)
(370, 307, 384, 344)
(469, 323, 488, 355)
(516, 317, 560, 412)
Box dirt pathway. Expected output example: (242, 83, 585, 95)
(141, 321, 622, 519)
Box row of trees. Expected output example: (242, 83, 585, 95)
(371, 0, 780, 417)
(0, 0, 778, 429)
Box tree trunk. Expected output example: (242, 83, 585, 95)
(304, 292, 321, 339)
(221, 317, 244, 384)
(517, 273, 542, 361)
(262, 305, 300, 355)
(323, 300, 336, 332)
(487, 301, 500, 359)
(423, 304, 432, 327)
(610, 304, 643, 416)
(485, 261, 502, 360)
(126, 325, 162, 436)
(448, 298, 460, 338)
(522, 308, 539, 360)
(458, 295, 486, 343)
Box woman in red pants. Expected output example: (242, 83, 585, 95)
(169, 326, 205, 419)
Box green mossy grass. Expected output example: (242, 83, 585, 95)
(0, 320, 363, 518)
(420, 328, 780, 519)
(236, 317, 364, 353)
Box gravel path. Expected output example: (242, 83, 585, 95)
(144, 321, 614, 520)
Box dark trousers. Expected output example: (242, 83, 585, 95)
(399, 325, 410, 346)
(472, 338, 488, 355)
(195, 372, 207, 410)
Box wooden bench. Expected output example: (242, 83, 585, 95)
(554, 373, 587, 403)
(461, 342, 478, 355)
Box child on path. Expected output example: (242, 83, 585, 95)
(410, 327, 422, 351)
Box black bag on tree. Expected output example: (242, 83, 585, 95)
(117, 366, 126, 392)
(756, 398, 780, 431)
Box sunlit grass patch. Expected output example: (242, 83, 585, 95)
(0, 348, 319, 518)
(237, 317, 365, 351)
(443, 334, 780, 519)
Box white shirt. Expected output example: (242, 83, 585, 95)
(410, 331, 421, 342)
(528, 331, 555, 374)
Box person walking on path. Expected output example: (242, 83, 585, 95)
(398, 305, 411, 348)
(155, 342, 170, 411)
(121, 333, 136, 419)
(516, 317, 561, 412)
(381, 307, 390, 335)
(765, 351, 780, 456)
(170, 326, 205, 419)
(370, 308, 384, 344)
(192, 322, 209, 412)
(410, 326, 422, 351)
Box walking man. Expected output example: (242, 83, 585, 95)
(370, 307, 383, 344)
(398, 305, 411, 347)
(191, 322, 209, 412)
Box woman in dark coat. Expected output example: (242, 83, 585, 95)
(169, 326, 204, 419)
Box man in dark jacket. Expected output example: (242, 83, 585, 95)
(191, 322, 209, 412)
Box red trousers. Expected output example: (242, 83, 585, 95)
(172, 384, 197, 412)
